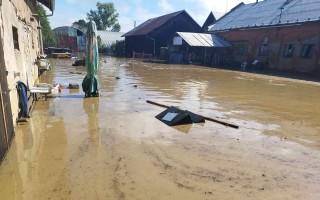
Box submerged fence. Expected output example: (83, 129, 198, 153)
(132, 51, 153, 59)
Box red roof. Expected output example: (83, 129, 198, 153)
(123, 10, 188, 37)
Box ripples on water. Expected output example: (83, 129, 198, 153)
(46, 56, 320, 148)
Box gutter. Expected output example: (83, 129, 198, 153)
(32, 6, 54, 56)
(211, 23, 303, 33)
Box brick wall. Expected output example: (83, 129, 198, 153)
(216, 23, 320, 73)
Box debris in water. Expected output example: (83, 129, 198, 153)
(155, 106, 204, 126)
(146, 100, 239, 129)
(69, 83, 79, 89)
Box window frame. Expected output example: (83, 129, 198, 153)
(300, 44, 315, 59)
(259, 44, 269, 56)
(236, 44, 245, 55)
(283, 44, 295, 57)
(12, 26, 19, 51)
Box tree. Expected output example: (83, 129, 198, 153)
(36, 3, 56, 47)
(87, 2, 121, 31)
(72, 19, 88, 31)
(111, 40, 125, 57)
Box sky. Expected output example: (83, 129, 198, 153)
(49, 0, 256, 33)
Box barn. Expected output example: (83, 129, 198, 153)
(122, 10, 201, 57)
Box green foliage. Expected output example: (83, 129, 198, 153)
(87, 2, 121, 31)
(72, 19, 88, 31)
(111, 40, 125, 57)
(36, 3, 56, 46)
(97, 35, 106, 53)
(111, 23, 121, 32)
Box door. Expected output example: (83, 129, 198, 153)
(0, 37, 14, 164)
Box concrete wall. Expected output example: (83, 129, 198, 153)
(215, 23, 320, 74)
(0, 0, 41, 123)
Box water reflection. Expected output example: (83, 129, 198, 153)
(83, 97, 100, 155)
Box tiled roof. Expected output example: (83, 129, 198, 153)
(122, 10, 185, 37)
(97, 31, 124, 48)
(37, 0, 55, 12)
(176, 32, 231, 47)
(210, 0, 320, 31)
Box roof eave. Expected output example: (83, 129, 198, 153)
(210, 21, 319, 33)
(37, 0, 55, 12)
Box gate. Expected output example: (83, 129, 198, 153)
(0, 41, 14, 164)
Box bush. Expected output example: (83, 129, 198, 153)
(111, 40, 125, 57)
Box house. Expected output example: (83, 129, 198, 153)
(0, 0, 54, 163)
(96, 31, 124, 55)
(52, 26, 86, 52)
(208, 0, 320, 74)
(122, 10, 201, 57)
(201, 12, 216, 33)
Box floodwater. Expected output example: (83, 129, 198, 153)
(0, 56, 320, 200)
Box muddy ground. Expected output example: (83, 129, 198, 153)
(0, 57, 319, 200)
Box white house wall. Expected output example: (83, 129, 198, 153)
(0, 0, 41, 123)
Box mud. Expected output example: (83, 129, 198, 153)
(0, 57, 320, 199)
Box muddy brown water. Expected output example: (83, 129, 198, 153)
(0, 56, 320, 199)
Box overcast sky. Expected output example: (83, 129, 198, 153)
(49, 0, 256, 32)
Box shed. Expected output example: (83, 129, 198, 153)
(52, 26, 86, 52)
(122, 10, 201, 57)
(170, 32, 231, 65)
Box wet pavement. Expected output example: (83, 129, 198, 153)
(0, 57, 320, 199)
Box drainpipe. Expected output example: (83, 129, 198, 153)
(39, 20, 44, 55)
(33, 8, 54, 55)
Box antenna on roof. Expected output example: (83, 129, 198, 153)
(225, 0, 229, 13)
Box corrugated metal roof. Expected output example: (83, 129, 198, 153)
(37, 0, 55, 12)
(176, 32, 231, 47)
(210, 0, 320, 31)
(97, 31, 124, 48)
(122, 10, 185, 37)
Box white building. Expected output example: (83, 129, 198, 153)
(0, 0, 54, 162)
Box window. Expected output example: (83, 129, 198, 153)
(236, 44, 245, 55)
(283, 44, 295, 57)
(259, 44, 269, 56)
(300, 44, 315, 58)
(12, 26, 19, 50)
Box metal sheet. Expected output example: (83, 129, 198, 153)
(97, 31, 124, 48)
(176, 32, 231, 47)
(210, 0, 320, 31)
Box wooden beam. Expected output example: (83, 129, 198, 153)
(0, 83, 9, 147)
